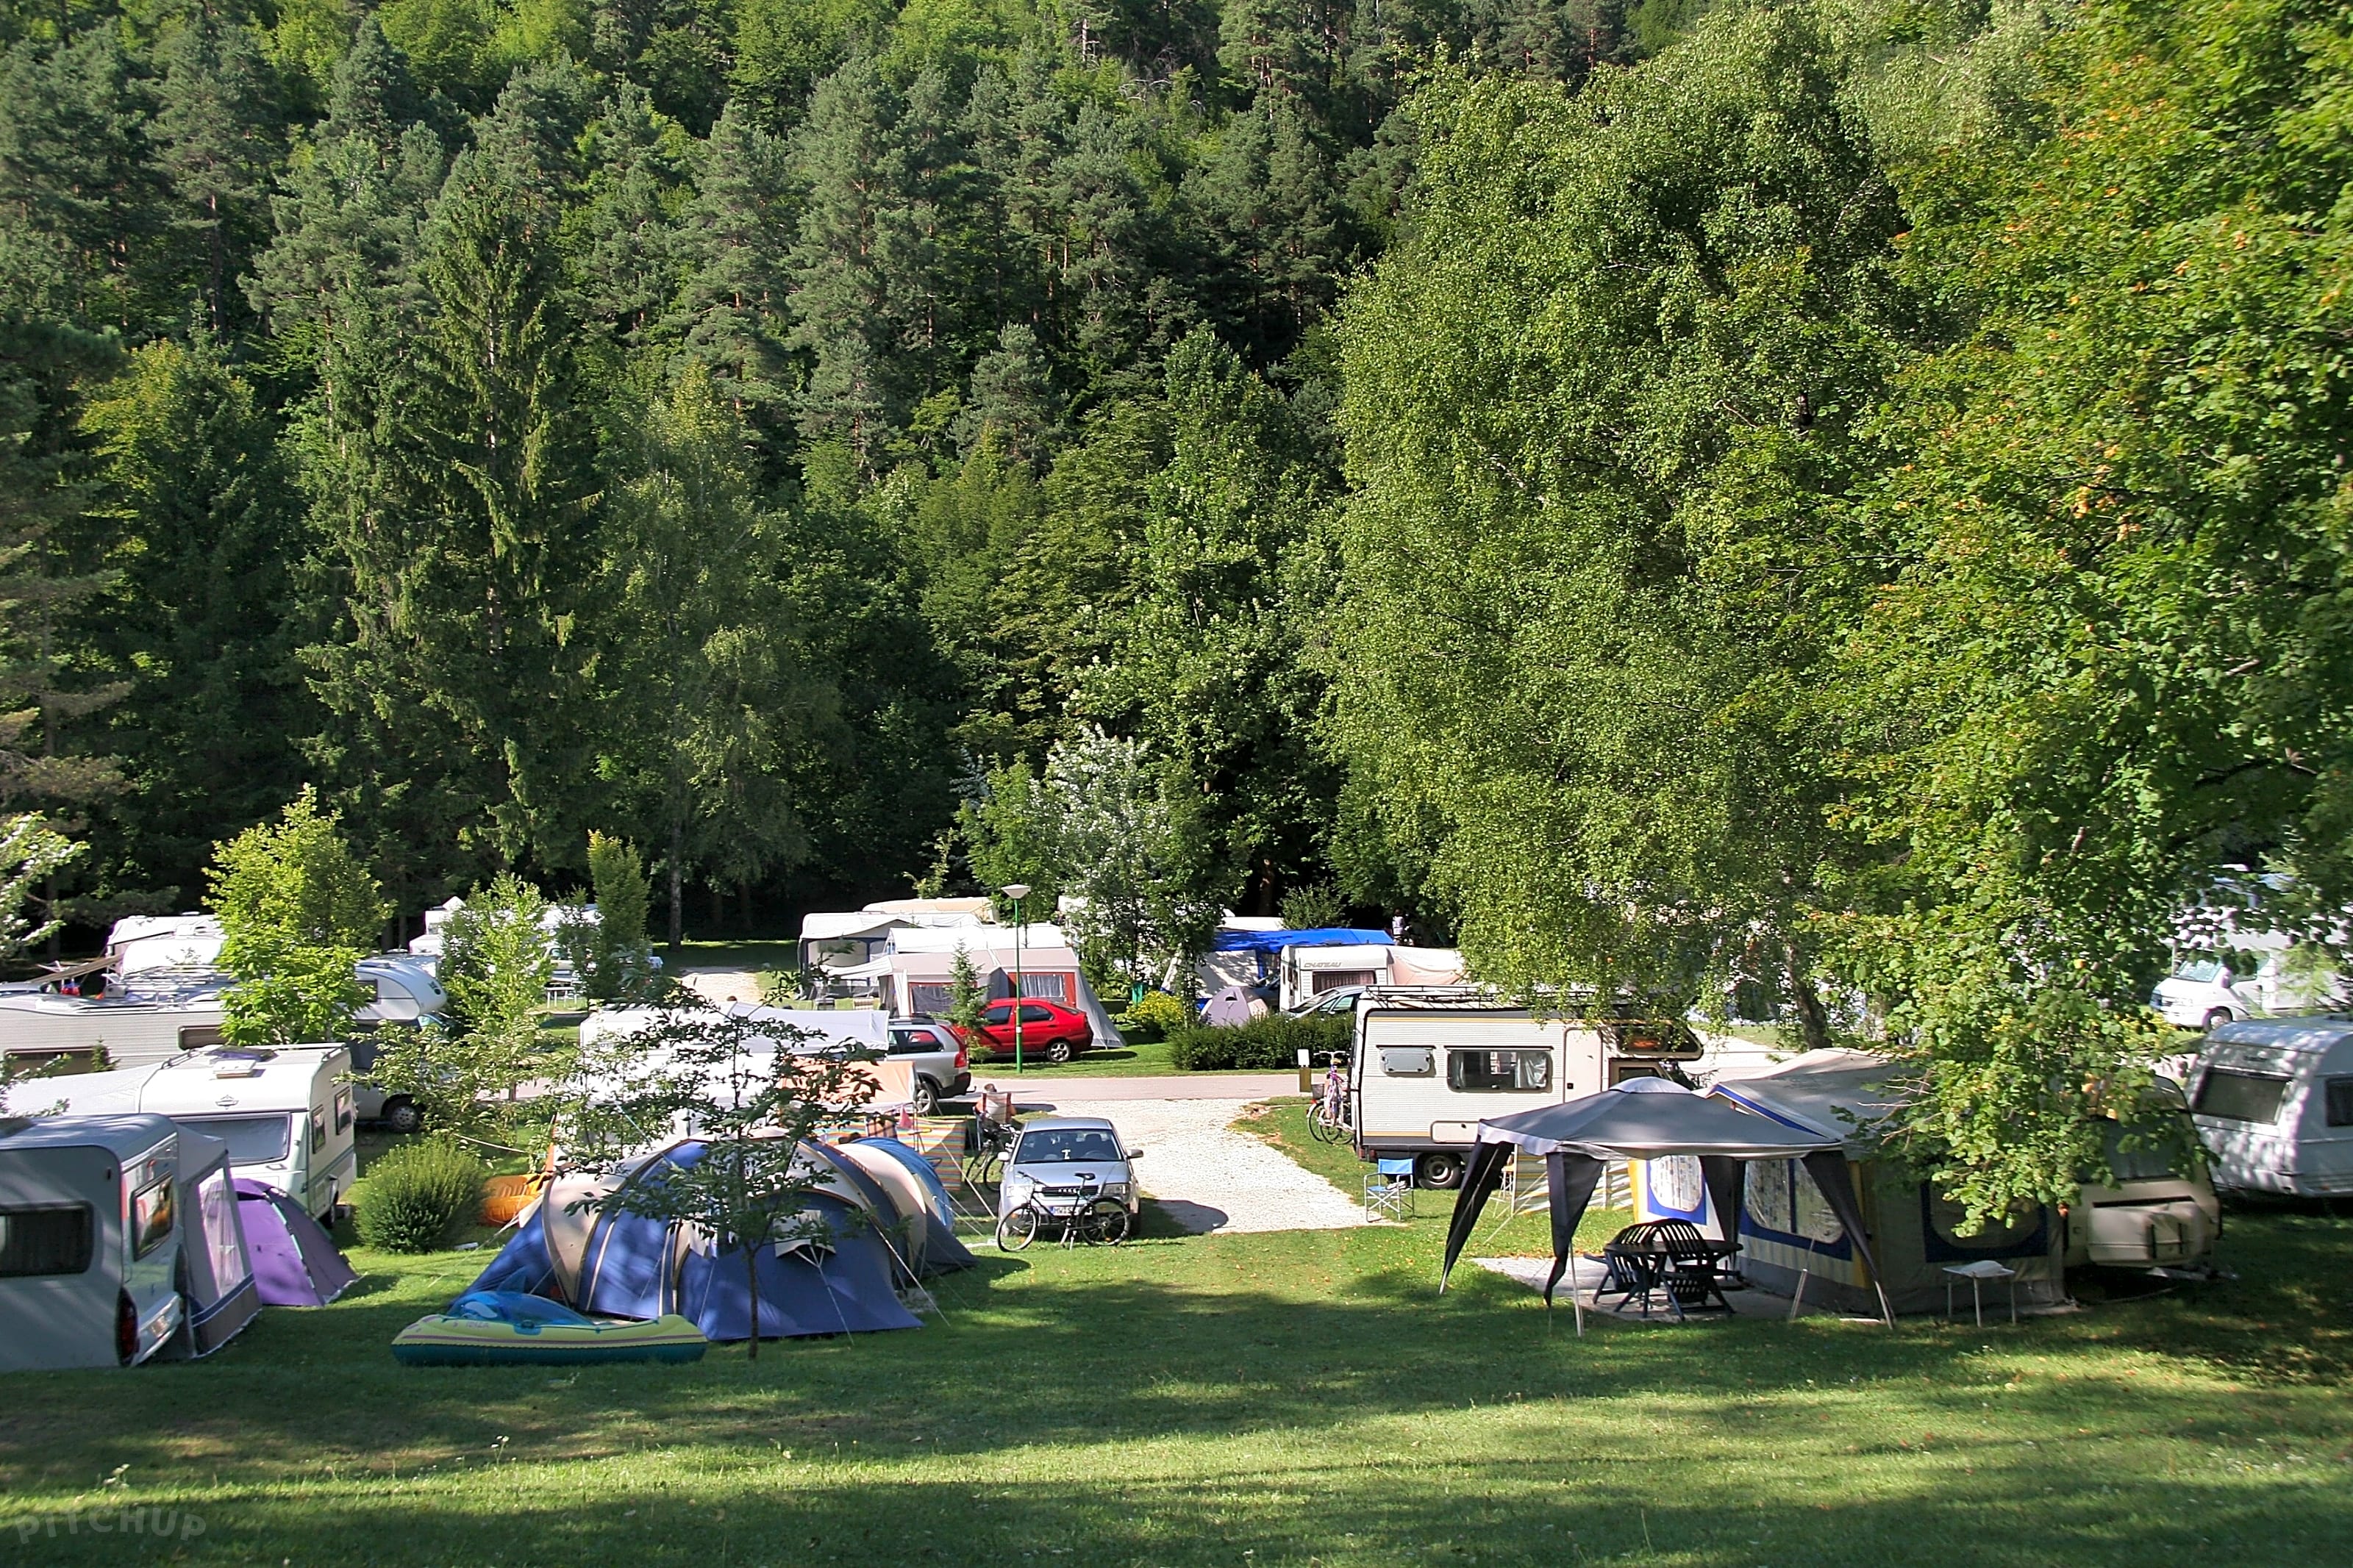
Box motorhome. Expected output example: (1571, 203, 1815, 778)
(1350, 1003, 1702, 1187)
(6, 1046, 358, 1222)
(0, 1113, 260, 1370)
(2190, 1016, 2353, 1196)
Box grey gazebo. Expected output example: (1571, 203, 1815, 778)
(1438, 1081, 1893, 1328)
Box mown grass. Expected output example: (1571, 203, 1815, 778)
(4, 1156, 2346, 1565)
(966, 1039, 1181, 1078)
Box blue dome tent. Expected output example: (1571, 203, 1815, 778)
(463, 1139, 939, 1341)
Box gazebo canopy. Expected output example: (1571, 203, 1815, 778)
(1438, 1081, 1893, 1324)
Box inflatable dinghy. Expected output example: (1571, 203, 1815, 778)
(393, 1291, 707, 1367)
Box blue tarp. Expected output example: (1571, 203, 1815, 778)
(1210, 927, 1390, 954)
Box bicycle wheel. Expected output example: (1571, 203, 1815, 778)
(996, 1204, 1040, 1251)
(1082, 1199, 1132, 1246)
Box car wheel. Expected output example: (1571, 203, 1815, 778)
(1044, 1039, 1075, 1064)
(384, 1098, 422, 1135)
(910, 1077, 940, 1117)
(1417, 1152, 1465, 1190)
(2202, 1008, 2235, 1033)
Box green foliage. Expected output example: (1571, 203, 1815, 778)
(946, 941, 987, 1035)
(0, 812, 79, 957)
(209, 788, 387, 1046)
(1110, 988, 1190, 1042)
(354, 1136, 490, 1253)
(582, 831, 655, 1000)
(1165, 1010, 1349, 1072)
(435, 872, 555, 1121)
(1279, 881, 1346, 931)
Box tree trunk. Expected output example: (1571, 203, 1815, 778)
(1785, 940, 1832, 1053)
(744, 1234, 760, 1362)
(738, 881, 754, 933)
(667, 817, 685, 954)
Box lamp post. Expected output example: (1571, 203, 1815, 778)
(1001, 884, 1031, 1074)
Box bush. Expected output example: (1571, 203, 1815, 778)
(1166, 1013, 1352, 1071)
(355, 1139, 490, 1253)
(1113, 990, 1193, 1043)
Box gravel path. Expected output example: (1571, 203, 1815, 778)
(1043, 1095, 1371, 1236)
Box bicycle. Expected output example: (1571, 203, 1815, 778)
(996, 1175, 1132, 1250)
(1307, 1053, 1352, 1145)
(963, 1105, 1020, 1189)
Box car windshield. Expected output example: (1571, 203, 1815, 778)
(187, 1113, 292, 1164)
(2171, 959, 2224, 984)
(1016, 1128, 1122, 1164)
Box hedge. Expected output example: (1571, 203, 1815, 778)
(1165, 1012, 1351, 1071)
(355, 1139, 490, 1253)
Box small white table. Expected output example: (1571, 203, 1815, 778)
(1943, 1260, 2019, 1325)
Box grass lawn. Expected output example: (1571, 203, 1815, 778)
(965, 1039, 1181, 1078)
(6, 1153, 2347, 1565)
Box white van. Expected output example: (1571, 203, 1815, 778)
(2190, 1017, 2353, 1196)
(6, 1046, 358, 1221)
(1351, 1004, 1702, 1187)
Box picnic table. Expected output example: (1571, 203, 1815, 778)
(1593, 1218, 1739, 1319)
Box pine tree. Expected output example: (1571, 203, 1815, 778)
(154, 15, 285, 337)
(668, 97, 797, 462)
(576, 79, 690, 352)
(76, 332, 311, 906)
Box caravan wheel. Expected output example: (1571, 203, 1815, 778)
(1417, 1153, 1465, 1190)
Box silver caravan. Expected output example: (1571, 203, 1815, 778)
(0, 1113, 260, 1370)
(1351, 1003, 1702, 1187)
(2191, 1016, 2353, 1196)
(8, 1046, 358, 1221)
(0, 975, 228, 1073)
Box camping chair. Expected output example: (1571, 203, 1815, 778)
(1364, 1159, 1415, 1221)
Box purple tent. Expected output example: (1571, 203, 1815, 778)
(235, 1178, 359, 1307)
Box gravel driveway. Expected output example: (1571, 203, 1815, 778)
(1036, 1095, 1370, 1236)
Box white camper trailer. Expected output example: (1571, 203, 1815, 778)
(1351, 1004, 1702, 1187)
(2191, 1016, 2353, 1196)
(0, 979, 229, 1072)
(0, 1113, 260, 1370)
(7, 1047, 358, 1222)
(106, 914, 226, 974)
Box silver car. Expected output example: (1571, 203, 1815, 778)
(997, 1115, 1143, 1222)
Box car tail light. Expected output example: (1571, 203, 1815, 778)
(954, 1038, 968, 1070)
(116, 1291, 139, 1364)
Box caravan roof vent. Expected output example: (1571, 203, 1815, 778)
(209, 1048, 274, 1078)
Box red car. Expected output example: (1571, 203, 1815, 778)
(961, 998, 1093, 1064)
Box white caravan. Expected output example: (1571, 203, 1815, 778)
(2190, 1017, 2353, 1196)
(0, 975, 229, 1071)
(1350, 1003, 1702, 1187)
(6, 1046, 358, 1221)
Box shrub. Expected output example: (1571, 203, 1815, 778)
(1166, 1013, 1352, 1071)
(355, 1139, 490, 1253)
(1113, 989, 1193, 1042)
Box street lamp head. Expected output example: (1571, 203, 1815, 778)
(1001, 883, 1032, 903)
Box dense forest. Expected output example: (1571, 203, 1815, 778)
(1, 0, 2347, 1205)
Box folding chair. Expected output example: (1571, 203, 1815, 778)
(1364, 1158, 1416, 1221)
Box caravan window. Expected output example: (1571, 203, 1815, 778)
(2195, 1068, 2292, 1124)
(130, 1177, 174, 1259)
(2326, 1078, 2353, 1128)
(186, 1114, 291, 1164)
(1379, 1047, 1435, 1077)
(1447, 1050, 1552, 1092)
(0, 1205, 93, 1277)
